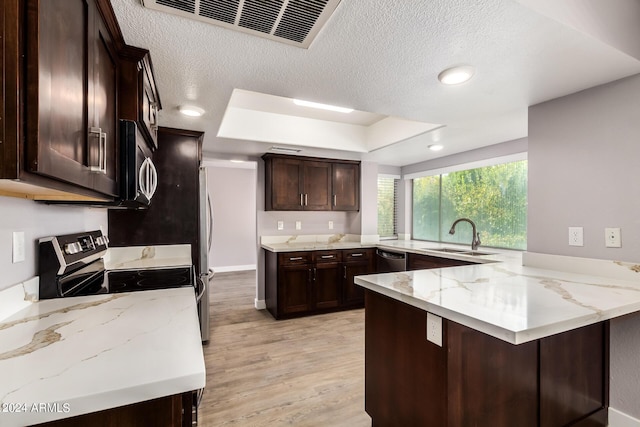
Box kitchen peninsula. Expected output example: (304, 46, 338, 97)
(355, 252, 640, 426)
(0, 284, 205, 427)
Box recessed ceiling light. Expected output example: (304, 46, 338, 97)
(438, 65, 475, 85)
(293, 99, 354, 114)
(428, 144, 444, 151)
(179, 105, 205, 117)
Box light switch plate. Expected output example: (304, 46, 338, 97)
(328, 221, 334, 230)
(13, 231, 25, 263)
(295, 221, 301, 230)
(426, 313, 442, 347)
(277, 221, 284, 230)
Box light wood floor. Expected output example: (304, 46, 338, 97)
(199, 270, 371, 426)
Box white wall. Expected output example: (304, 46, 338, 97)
(207, 165, 257, 271)
(0, 196, 107, 291)
(528, 73, 640, 420)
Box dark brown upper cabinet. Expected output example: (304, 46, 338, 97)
(0, 0, 124, 201)
(263, 153, 360, 211)
(119, 46, 161, 151)
(332, 162, 360, 211)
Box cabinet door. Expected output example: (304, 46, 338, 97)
(25, 0, 118, 197)
(270, 157, 304, 210)
(280, 265, 312, 315)
(88, 4, 118, 196)
(141, 65, 160, 150)
(343, 260, 377, 306)
(313, 262, 341, 309)
(26, 0, 92, 187)
(302, 161, 331, 210)
(332, 162, 359, 211)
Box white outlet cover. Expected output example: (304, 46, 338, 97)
(605, 227, 621, 248)
(295, 221, 302, 230)
(568, 227, 584, 247)
(277, 220, 284, 230)
(328, 221, 334, 230)
(426, 313, 442, 347)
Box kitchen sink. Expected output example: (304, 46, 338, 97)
(427, 248, 496, 256)
(461, 250, 496, 256)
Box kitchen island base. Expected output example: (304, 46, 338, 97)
(364, 290, 609, 427)
(34, 391, 195, 427)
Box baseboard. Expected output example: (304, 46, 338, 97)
(610, 408, 640, 427)
(254, 299, 266, 310)
(212, 264, 256, 273)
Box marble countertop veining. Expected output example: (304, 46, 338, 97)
(355, 259, 640, 345)
(0, 287, 205, 426)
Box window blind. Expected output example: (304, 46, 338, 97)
(377, 176, 398, 238)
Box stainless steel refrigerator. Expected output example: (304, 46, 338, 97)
(198, 167, 212, 342)
(108, 127, 211, 343)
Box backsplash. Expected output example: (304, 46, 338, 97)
(0, 196, 107, 291)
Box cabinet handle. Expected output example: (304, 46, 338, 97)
(289, 256, 303, 261)
(89, 127, 107, 174)
(344, 265, 347, 279)
(308, 268, 312, 282)
(300, 194, 303, 206)
(320, 255, 334, 259)
(350, 253, 363, 257)
(333, 194, 337, 206)
(313, 267, 317, 281)
(304, 194, 308, 206)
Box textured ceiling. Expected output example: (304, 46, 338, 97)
(111, 0, 640, 166)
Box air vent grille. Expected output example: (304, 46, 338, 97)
(156, 0, 195, 14)
(199, 0, 238, 24)
(142, 0, 341, 48)
(275, 0, 329, 43)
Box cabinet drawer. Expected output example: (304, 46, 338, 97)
(313, 250, 342, 263)
(343, 248, 373, 262)
(279, 252, 312, 266)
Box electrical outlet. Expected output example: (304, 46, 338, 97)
(426, 313, 442, 346)
(605, 227, 621, 248)
(277, 221, 284, 230)
(295, 221, 301, 230)
(568, 227, 584, 247)
(12, 231, 25, 263)
(328, 221, 334, 230)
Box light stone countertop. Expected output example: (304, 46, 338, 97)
(355, 254, 640, 345)
(262, 236, 640, 345)
(0, 287, 205, 426)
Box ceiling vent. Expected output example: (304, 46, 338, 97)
(141, 0, 341, 48)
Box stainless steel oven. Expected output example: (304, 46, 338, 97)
(38, 230, 198, 299)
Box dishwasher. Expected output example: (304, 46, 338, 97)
(376, 249, 407, 272)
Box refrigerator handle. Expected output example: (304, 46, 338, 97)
(207, 193, 213, 252)
(195, 276, 206, 303)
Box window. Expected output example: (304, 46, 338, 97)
(377, 175, 398, 239)
(412, 160, 527, 250)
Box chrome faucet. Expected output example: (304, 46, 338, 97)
(449, 218, 481, 251)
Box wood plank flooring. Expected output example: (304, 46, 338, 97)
(199, 270, 371, 426)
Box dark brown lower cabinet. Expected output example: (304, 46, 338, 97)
(265, 248, 375, 319)
(36, 392, 194, 427)
(365, 290, 609, 427)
